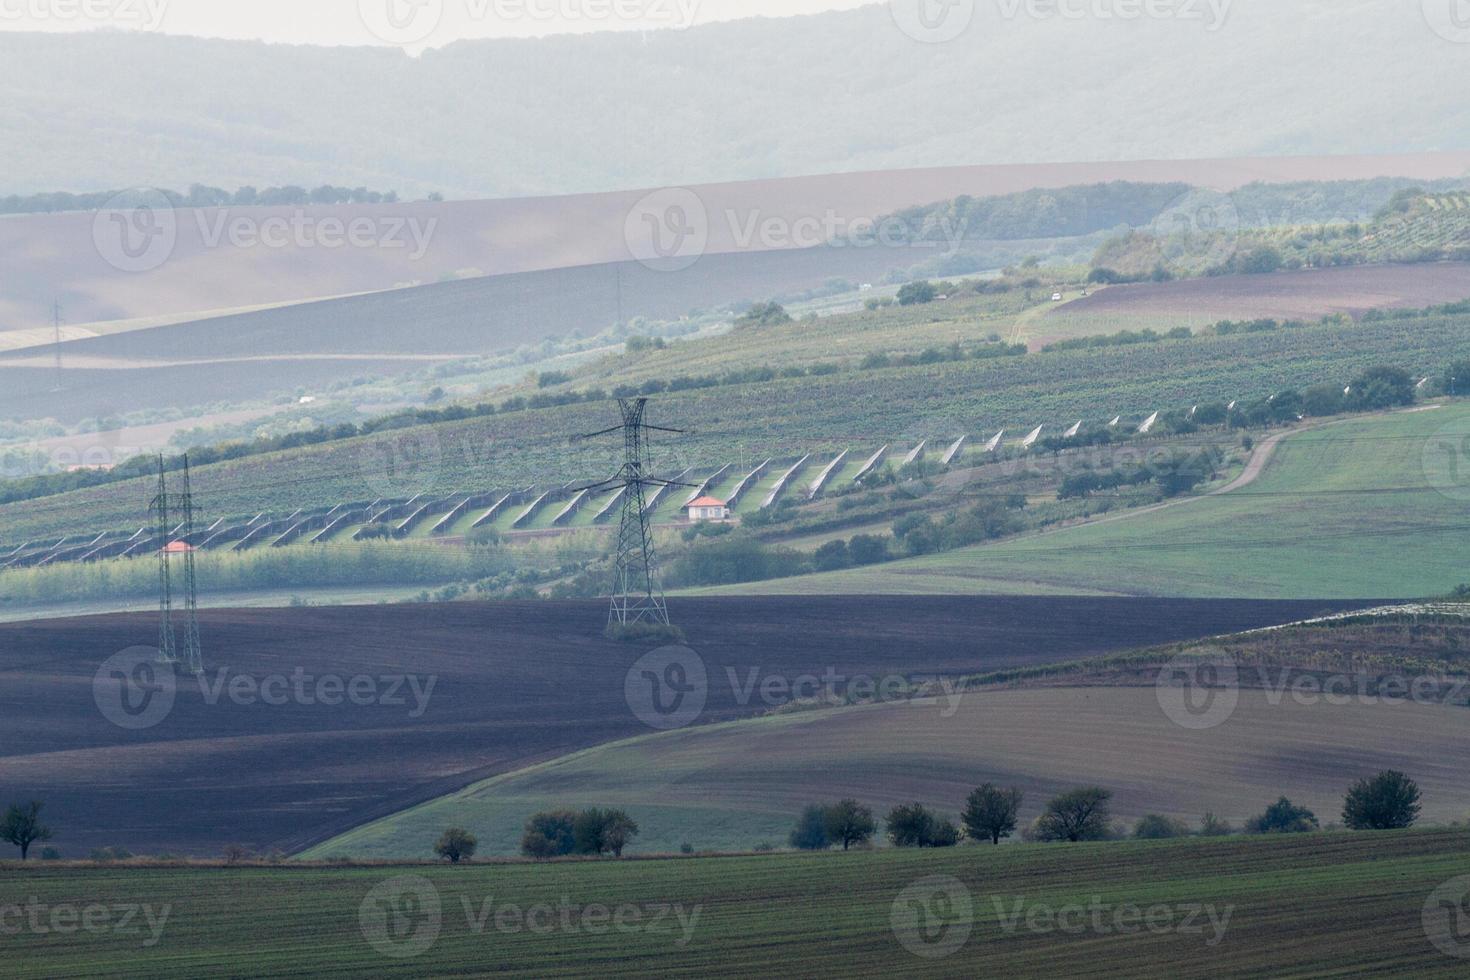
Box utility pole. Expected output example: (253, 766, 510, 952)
(176, 454, 203, 674)
(150, 457, 176, 666)
(574, 399, 693, 627)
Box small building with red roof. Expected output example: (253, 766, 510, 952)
(686, 496, 730, 523)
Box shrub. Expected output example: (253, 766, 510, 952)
(847, 534, 890, 566)
(897, 280, 938, 305)
(1133, 814, 1192, 840)
(812, 539, 852, 572)
(435, 827, 478, 863)
(1034, 788, 1113, 842)
(1245, 797, 1319, 834)
(1342, 771, 1421, 831)
(1199, 812, 1235, 837)
(39, 847, 61, 861)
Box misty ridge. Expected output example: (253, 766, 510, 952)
(2, 0, 1467, 200)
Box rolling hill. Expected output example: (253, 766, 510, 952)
(699, 403, 1470, 599)
(0, 596, 1347, 857)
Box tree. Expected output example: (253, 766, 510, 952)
(885, 803, 960, 847)
(962, 784, 1023, 845)
(823, 800, 876, 851)
(1342, 771, 1421, 831)
(573, 808, 640, 857)
(790, 805, 830, 850)
(520, 810, 577, 859)
(599, 810, 639, 857)
(1445, 359, 1470, 397)
(1245, 797, 1319, 834)
(435, 827, 478, 863)
(1348, 366, 1416, 410)
(1034, 788, 1113, 843)
(1, 801, 53, 860)
(1302, 382, 1346, 417)
(897, 280, 937, 306)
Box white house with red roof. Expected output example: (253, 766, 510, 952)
(686, 495, 730, 522)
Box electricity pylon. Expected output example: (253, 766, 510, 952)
(575, 398, 692, 626)
(148, 454, 203, 673)
(149, 457, 176, 666)
(175, 454, 203, 674)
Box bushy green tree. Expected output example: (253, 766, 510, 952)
(1342, 771, 1421, 831)
(434, 828, 478, 863)
(886, 803, 960, 848)
(897, 280, 937, 306)
(790, 805, 830, 850)
(1133, 814, 1192, 839)
(962, 784, 1024, 845)
(822, 800, 877, 851)
(1245, 797, 1319, 834)
(1034, 788, 1113, 843)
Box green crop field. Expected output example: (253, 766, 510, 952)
(306, 686, 1470, 861)
(4, 308, 1467, 545)
(700, 403, 1470, 599)
(7, 831, 1470, 977)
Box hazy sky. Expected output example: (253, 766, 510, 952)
(0, 0, 877, 47)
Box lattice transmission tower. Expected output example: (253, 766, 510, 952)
(575, 399, 692, 626)
(148, 454, 203, 673)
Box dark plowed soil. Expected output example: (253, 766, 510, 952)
(0, 596, 1368, 856)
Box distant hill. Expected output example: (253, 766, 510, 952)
(2, 2, 1468, 199)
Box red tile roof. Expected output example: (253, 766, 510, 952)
(688, 496, 727, 508)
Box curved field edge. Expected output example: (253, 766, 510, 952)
(10, 831, 1470, 978)
(304, 685, 1470, 860)
(688, 402, 1470, 599)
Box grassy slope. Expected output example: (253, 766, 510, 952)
(306, 687, 1470, 860)
(8, 831, 1470, 977)
(5, 309, 1468, 545)
(698, 403, 1470, 599)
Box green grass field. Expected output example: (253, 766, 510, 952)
(8, 831, 1470, 977)
(305, 686, 1470, 861)
(700, 403, 1470, 599)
